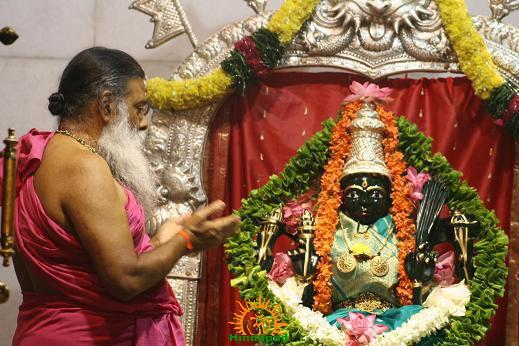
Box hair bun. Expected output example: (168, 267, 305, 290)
(48, 92, 65, 116)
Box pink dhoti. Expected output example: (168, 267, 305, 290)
(1, 129, 185, 345)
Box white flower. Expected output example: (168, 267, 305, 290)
(423, 281, 471, 316)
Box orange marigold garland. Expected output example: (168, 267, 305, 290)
(312, 101, 360, 314)
(312, 100, 416, 313)
(377, 105, 415, 305)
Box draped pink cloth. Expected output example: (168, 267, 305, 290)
(2, 129, 185, 345)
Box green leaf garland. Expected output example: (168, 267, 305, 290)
(252, 28, 284, 69)
(396, 117, 509, 345)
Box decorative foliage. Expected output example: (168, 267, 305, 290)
(221, 50, 255, 91)
(221, 28, 285, 90)
(486, 81, 519, 137)
(397, 117, 508, 344)
(145, 0, 518, 138)
(252, 28, 285, 68)
(226, 113, 508, 345)
(433, 0, 518, 136)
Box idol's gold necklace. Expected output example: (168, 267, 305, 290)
(337, 222, 394, 277)
(56, 129, 97, 154)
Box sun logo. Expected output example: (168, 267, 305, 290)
(229, 297, 287, 336)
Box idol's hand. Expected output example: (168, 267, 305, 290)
(180, 200, 241, 252)
(405, 242, 438, 283)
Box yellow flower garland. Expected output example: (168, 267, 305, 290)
(147, 68, 232, 111)
(267, 0, 321, 45)
(146, 0, 320, 111)
(434, 0, 504, 100)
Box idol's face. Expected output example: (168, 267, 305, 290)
(340, 174, 391, 225)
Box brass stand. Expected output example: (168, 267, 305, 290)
(0, 129, 18, 303)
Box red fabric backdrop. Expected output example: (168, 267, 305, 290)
(198, 72, 514, 345)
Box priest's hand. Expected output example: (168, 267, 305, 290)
(180, 200, 241, 252)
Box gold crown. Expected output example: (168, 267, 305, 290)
(341, 103, 390, 180)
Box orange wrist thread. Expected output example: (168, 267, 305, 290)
(178, 229, 194, 250)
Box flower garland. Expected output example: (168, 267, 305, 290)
(377, 105, 415, 305)
(221, 28, 284, 91)
(433, 0, 519, 137)
(371, 307, 450, 346)
(227, 112, 508, 344)
(146, 0, 319, 111)
(268, 278, 345, 346)
(267, 0, 321, 45)
(146, 68, 232, 111)
(269, 276, 470, 346)
(312, 102, 357, 314)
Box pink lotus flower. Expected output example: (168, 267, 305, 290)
(282, 191, 315, 235)
(405, 166, 431, 201)
(267, 252, 295, 285)
(338, 312, 388, 345)
(343, 81, 394, 104)
(433, 250, 456, 287)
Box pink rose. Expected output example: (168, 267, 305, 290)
(433, 250, 456, 286)
(267, 252, 295, 285)
(282, 191, 315, 235)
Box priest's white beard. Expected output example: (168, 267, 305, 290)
(97, 103, 158, 217)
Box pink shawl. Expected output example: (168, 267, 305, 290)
(2, 129, 185, 345)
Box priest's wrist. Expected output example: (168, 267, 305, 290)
(177, 228, 194, 251)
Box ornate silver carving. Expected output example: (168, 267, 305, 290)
(144, 101, 222, 345)
(142, 2, 518, 344)
(167, 276, 199, 343)
(473, 16, 519, 84)
(342, 104, 390, 179)
(243, 0, 268, 14)
(294, 0, 453, 63)
(489, 0, 519, 21)
(130, 0, 198, 48)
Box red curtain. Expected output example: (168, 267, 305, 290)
(198, 72, 514, 345)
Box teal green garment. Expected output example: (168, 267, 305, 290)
(331, 214, 399, 305)
(326, 305, 423, 331)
